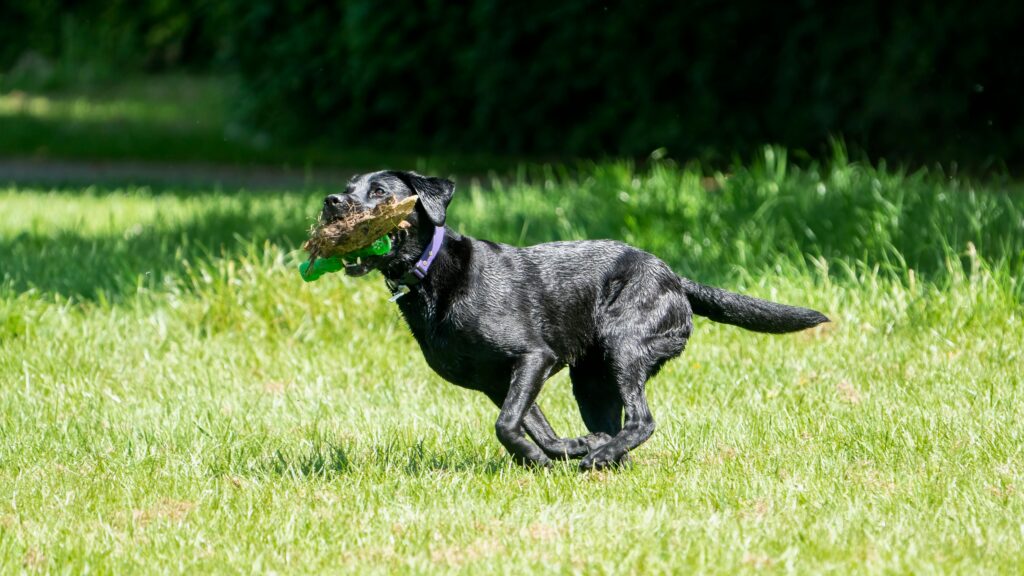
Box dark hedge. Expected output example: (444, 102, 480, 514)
(0, 0, 226, 83)
(224, 0, 1023, 165)
(4, 0, 1021, 164)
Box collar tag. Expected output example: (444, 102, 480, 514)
(388, 285, 411, 302)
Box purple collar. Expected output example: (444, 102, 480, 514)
(411, 226, 446, 280)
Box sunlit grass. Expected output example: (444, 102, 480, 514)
(0, 74, 525, 173)
(0, 74, 221, 126)
(1, 159, 1023, 572)
(0, 92, 182, 124)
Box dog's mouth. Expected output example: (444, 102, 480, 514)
(340, 254, 379, 277)
(337, 226, 409, 277)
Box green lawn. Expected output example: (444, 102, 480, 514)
(0, 74, 523, 175)
(2, 153, 1023, 573)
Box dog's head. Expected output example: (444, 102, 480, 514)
(321, 170, 454, 276)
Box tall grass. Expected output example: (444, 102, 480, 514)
(3, 146, 1021, 303)
(468, 147, 1023, 283)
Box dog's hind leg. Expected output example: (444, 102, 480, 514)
(578, 361, 655, 471)
(571, 361, 624, 454)
(570, 358, 624, 438)
(578, 274, 691, 471)
(522, 405, 613, 460)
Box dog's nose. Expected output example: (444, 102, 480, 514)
(323, 194, 360, 219)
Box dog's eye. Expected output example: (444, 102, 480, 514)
(370, 187, 386, 198)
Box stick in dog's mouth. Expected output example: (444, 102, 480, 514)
(304, 196, 417, 261)
(305, 208, 414, 278)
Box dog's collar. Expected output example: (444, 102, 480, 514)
(386, 225, 446, 296)
(412, 225, 446, 280)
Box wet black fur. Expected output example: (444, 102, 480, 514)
(323, 171, 829, 470)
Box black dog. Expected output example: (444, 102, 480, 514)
(322, 171, 828, 470)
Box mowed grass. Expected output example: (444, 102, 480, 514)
(2, 153, 1023, 573)
(0, 74, 520, 174)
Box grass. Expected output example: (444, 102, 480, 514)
(0, 74, 525, 174)
(2, 152, 1023, 573)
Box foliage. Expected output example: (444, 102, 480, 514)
(223, 0, 1024, 165)
(4, 2, 1021, 164)
(0, 0, 227, 88)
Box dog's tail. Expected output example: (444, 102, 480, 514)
(681, 278, 828, 334)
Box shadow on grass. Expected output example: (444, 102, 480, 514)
(237, 439, 509, 480)
(269, 443, 353, 478)
(0, 188, 316, 301)
(0, 195, 733, 303)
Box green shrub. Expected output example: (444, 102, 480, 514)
(0, 0, 227, 88)
(223, 1, 1024, 165)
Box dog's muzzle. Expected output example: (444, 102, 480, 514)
(322, 194, 361, 221)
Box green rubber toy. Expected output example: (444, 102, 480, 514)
(299, 256, 343, 282)
(299, 235, 392, 282)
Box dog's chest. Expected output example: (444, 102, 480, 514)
(400, 304, 515, 393)
(419, 323, 516, 392)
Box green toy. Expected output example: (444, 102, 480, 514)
(299, 235, 392, 282)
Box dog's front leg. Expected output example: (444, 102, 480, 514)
(494, 353, 556, 467)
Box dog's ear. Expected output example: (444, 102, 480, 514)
(393, 171, 455, 227)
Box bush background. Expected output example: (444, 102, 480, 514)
(3, 1, 1022, 167)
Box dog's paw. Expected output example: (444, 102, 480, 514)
(582, 432, 614, 451)
(514, 454, 553, 469)
(579, 448, 629, 472)
(533, 457, 554, 470)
